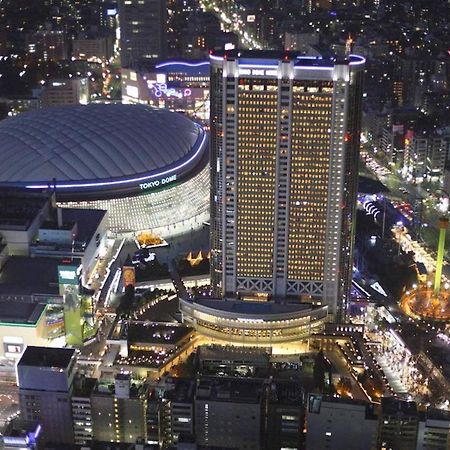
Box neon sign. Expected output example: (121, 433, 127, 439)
(139, 174, 177, 190)
(148, 81, 192, 99)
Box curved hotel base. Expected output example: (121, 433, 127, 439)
(180, 297, 328, 344)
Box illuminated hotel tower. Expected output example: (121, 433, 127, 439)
(210, 50, 365, 320)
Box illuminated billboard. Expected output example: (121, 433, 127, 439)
(57, 265, 78, 285)
(123, 265, 136, 288)
(58, 265, 83, 346)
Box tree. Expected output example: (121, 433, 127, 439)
(313, 350, 326, 392)
(116, 284, 135, 318)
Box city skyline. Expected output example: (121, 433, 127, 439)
(0, 0, 448, 449)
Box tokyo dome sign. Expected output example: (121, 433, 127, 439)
(139, 174, 177, 191)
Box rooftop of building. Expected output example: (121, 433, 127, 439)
(0, 104, 206, 189)
(309, 393, 378, 419)
(39, 208, 107, 243)
(425, 408, 450, 422)
(0, 255, 79, 296)
(126, 322, 193, 346)
(0, 301, 46, 325)
(72, 376, 97, 397)
(109, 320, 193, 346)
(195, 376, 263, 404)
(269, 380, 304, 405)
(194, 297, 320, 316)
(381, 396, 418, 417)
(198, 344, 270, 364)
(93, 378, 148, 399)
(312, 393, 370, 408)
(163, 377, 196, 403)
(210, 49, 365, 68)
(358, 175, 390, 195)
(18, 346, 75, 368)
(0, 191, 48, 231)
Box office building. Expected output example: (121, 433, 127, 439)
(71, 376, 96, 445)
(306, 394, 378, 450)
(41, 78, 89, 107)
(91, 373, 148, 444)
(119, 0, 167, 68)
(194, 376, 263, 449)
(417, 408, 450, 450)
(378, 397, 419, 450)
(72, 36, 114, 63)
(17, 346, 77, 445)
(29, 30, 67, 62)
(159, 377, 195, 447)
(210, 50, 365, 319)
(266, 380, 305, 450)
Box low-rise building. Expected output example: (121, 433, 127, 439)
(41, 78, 89, 107)
(17, 346, 77, 445)
(306, 394, 378, 450)
(0, 301, 48, 359)
(108, 321, 194, 378)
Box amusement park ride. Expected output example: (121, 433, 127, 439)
(401, 217, 450, 322)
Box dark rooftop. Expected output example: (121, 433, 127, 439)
(270, 380, 303, 405)
(0, 256, 73, 296)
(358, 175, 390, 195)
(381, 396, 418, 417)
(195, 298, 315, 315)
(18, 346, 75, 368)
(0, 301, 46, 325)
(210, 49, 365, 67)
(426, 408, 450, 421)
(196, 376, 263, 403)
(198, 345, 270, 363)
(0, 192, 48, 230)
(122, 322, 193, 345)
(39, 208, 106, 244)
(164, 377, 196, 403)
(61, 208, 107, 244)
(72, 376, 97, 397)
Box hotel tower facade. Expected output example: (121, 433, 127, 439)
(210, 50, 365, 320)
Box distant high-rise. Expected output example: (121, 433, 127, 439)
(118, 0, 167, 68)
(210, 50, 365, 319)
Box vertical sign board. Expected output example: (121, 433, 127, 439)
(58, 265, 83, 346)
(122, 265, 136, 288)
